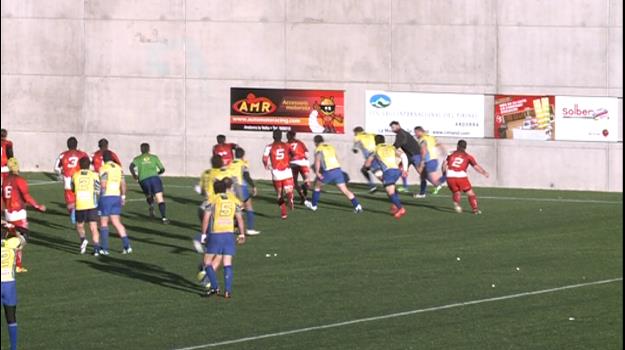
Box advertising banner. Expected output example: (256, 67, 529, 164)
(230, 88, 345, 134)
(365, 91, 484, 137)
(494, 95, 555, 140)
(554, 96, 619, 142)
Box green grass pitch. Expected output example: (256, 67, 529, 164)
(1, 173, 622, 350)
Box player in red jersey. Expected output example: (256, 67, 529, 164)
(262, 130, 295, 219)
(92, 138, 121, 173)
(213, 135, 238, 166)
(444, 140, 489, 214)
(286, 131, 312, 205)
(1, 158, 46, 272)
(1, 129, 14, 186)
(54, 137, 89, 224)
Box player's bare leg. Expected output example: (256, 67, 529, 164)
(466, 189, 481, 214)
(452, 191, 463, 213)
(285, 186, 295, 211)
(89, 221, 101, 255)
(292, 167, 306, 204)
(154, 192, 169, 224)
(76, 222, 88, 254)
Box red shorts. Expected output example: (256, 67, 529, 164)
(9, 219, 29, 230)
(64, 189, 76, 206)
(291, 165, 310, 181)
(273, 178, 294, 192)
(447, 177, 472, 193)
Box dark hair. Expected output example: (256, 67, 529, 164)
(0, 129, 7, 138)
(211, 155, 224, 169)
(374, 134, 385, 145)
(389, 121, 400, 127)
(102, 150, 113, 163)
(79, 156, 91, 170)
(353, 126, 364, 133)
(457, 140, 467, 151)
(414, 126, 424, 132)
(234, 147, 245, 158)
(213, 180, 227, 194)
(67, 137, 78, 150)
(313, 135, 324, 144)
(223, 177, 233, 189)
(216, 135, 226, 144)
(286, 131, 296, 141)
(272, 130, 282, 142)
(98, 138, 109, 149)
(140, 143, 150, 154)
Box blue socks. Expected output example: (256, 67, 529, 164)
(121, 236, 130, 250)
(420, 178, 427, 195)
(99, 227, 110, 251)
(70, 209, 76, 225)
(312, 190, 321, 206)
(246, 210, 255, 230)
(402, 176, 409, 189)
(8, 323, 17, 350)
(351, 197, 360, 208)
(158, 202, 167, 218)
(440, 174, 447, 184)
(390, 193, 403, 208)
(205, 266, 219, 290)
(224, 265, 233, 293)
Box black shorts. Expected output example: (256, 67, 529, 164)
(76, 208, 99, 223)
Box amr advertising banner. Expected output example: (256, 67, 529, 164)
(554, 96, 620, 142)
(365, 91, 485, 138)
(494, 95, 555, 140)
(230, 88, 345, 134)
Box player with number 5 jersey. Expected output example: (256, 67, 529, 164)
(262, 130, 295, 219)
(444, 140, 489, 214)
(54, 137, 89, 224)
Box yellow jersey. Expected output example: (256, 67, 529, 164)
(1, 238, 22, 282)
(420, 134, 439, 161)
(200, 168, 233, 202)
(353, 132, 376, 156)
(316, 143, 341, 171)
(209, 192, 242, 234)
(73, 170, 100, 210)
(228, 159, 249, 186)
(100, 161, 124, 196)
(374, 143, 399, 170)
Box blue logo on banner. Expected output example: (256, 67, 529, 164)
(370, 94, 391, 108)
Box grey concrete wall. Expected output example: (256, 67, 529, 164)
(1, 0, 623, 192)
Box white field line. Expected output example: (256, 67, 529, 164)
(173, 277, 623, 350)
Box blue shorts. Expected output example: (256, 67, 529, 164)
(382, 168, 402, 186)
(370, 159, 382, 172)
(205, 233, 236, 256)
(425, 160, 439, 173)
(1, 281, 17, 306)
(139, 176, 163, 197)
(321, 168, 346, 185)
(239, 184, 251, 202)
(99, 196, 122, 216)
(410, 155, 422, 167)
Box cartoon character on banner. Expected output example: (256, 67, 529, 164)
(308, 97, 343, 133)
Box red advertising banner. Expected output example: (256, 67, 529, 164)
(494, 95, 555, 140)
(230, 88, 345, 134)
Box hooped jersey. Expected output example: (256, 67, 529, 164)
(209, 192, 242, 234)
(373, 144, 399, 171)
(72, 170, 100, 210)
(315, 143, 341, 171)
(57, 150, 89, 177)
(446, 151, 477, 178)
(100, 161, 124, 197)
(2, 175, 40, 212)
(263, 142, 292, 171)
(213, 143, 237, 166)
(200, 168, 233, 202)
(353, 132, 376, 156)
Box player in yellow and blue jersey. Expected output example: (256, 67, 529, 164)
(414, 126, 447, 198)
(306, 136, 362, 213)
(352, 126, 382, 193)
(229, 148, 260, 235)
(98, 151, 132, 255)
(197, 156, 235, 232)
(1, 222, 26, 350)
(72, 157, 101, 255)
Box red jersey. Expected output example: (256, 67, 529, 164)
(446, 151, 477, 178)
(213, 143, 237, 166)
(57, 149, 89, 177)
(1, 139, 13, 167)
(2, 175, 41, 212)
(263, 142, 292, 171)
(92, 149, 122, 173)
(287, 140, 308, 161)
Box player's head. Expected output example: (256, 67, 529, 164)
(272, 130, 282, 142)
(102, 150, 113, 163)
(223, 177, 233, 190)
(234, 147, 245, 159)
(389, 121, 401, 133)
(7, 158, 19, 175)
(374, 134, 385, 145)
(313, 135, 324, 146)
(67, 137, 78, 150)
(140, 143, 150, 154)
(213, 180, 227, 194)
(211, 155, 224, 169)
(79, 156, 91, 170)
(457, 140, 467, 151)
(98, 138, 109, 150)
(0, 129, 7, 140)
(216, 135, 226, 144)
(414, 126, 425, 138)
(353, 126, 364, 135)
(286, 131, 296, 141)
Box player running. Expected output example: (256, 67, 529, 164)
(130, 143, 169, 224)
(73, 157, 101, 255)
(229, 148, 260, 235)
(352, 126, 380, 193)
(1, 129, 14, 186)
(262, 130, 295, 220)
(98, 151, 132, 255)
(286, 131, 312, 204)
(1, 224, 26, 350)
(200, 180, 246, 299)
(54, 137, 89, 224)
(1, 158, 46, 272)
(306, 135, 363, 213)
(365, 135, 408, 219)
(92, 138, 122, 173)
(444, 140, 489, 214)
(414, 127, 447, 198)
(213, 135, 238, 166)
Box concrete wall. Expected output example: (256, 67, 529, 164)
(1, 0, 623, 192)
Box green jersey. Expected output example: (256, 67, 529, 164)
(132, 153, 164, 182)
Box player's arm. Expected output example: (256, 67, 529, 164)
(243, 170, 256, 196)
(19, 180, 45, 212)
(200, 208, 213, 239)
(155, 156, 165, 175)
(54, 153, 63, 177)
(314, 152, 323, 179)
(100, 172, 108, 194)
(262, 146, 271, 170)
(470, 156, 489, 178)
(396, 148, 409, 176)
(113, 152, 122, 166)
(235, 209, 246, 244)
(393, 132, 405, 149)
(352, 139, 360, 154)
(419, 139, 427, 168)
(129, 161, 138, 180)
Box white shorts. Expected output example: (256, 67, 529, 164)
(4, 209, 27, 222)
(1, 166, 8, 174)
(272, 168, 293, 181)
(63, 176, 72, 190)
(290, 159, 310, 167)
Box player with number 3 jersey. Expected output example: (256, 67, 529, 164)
(54, 137, 89, 224)
(262, 130, 295, 219)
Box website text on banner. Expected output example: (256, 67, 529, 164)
(230, 88, 345, 134)
(365, 91, 485, 138)
(554, 96, 619, 142)
(494, 95, 555, 141)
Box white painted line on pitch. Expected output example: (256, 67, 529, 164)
(173, 277, 623, 350)
(28, 180, 60, 186)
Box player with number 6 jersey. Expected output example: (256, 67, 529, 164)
(444, 140, 489, 214)
(55, 137, 89, 224)
(262, 130, 295, 219)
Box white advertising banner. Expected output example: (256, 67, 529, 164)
(554, 96, 619, 142)
(365, 91, 485, 137)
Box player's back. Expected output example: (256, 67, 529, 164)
(421, 134, 439, 159)
(447, 151, 476, 176)
(375, 144, 399, 170)
(93, 150, 121, 172)
(201, 168, 233, 201)
(266, 142, 291, 171)
(228, 159, 247, 185)
(2, 175, 26, 211)
(100, 162, 123, 196)
(60, 150, 88, 176)
(210, 192, 240, 234)
(316, 143, 341, 171)
(288, 140, 308, 161)
(213, 143, 236, 166)
(355, 132, 376, 153)
(73, 169, 100, 210)
(1, 139, 13, 166)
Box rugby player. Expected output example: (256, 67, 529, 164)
(130, 143, 169, 224)
(444, 140, 489, 214)
(92, 138, 122, 173)
(414, 127, 447, 198)
(1, 158, 46, 272)
(198, 156, 234, 233)
(213, 135, 238, 166)
(352, 126, 380, 193)
(1, 129, 14, 186)
(99, 151, 132, 255)
(72, 157, 101, 255)
(1, 224, 26, 350)
(262, 130, 295, 220)
(306, 135, 363, 213)
(229, 148, 260, 235)
(389, 121, 423, 188)
(54, 137, 89, 224)
(286, 131, 312, 205)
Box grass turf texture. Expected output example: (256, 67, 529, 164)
(1, 173, 622, 350)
